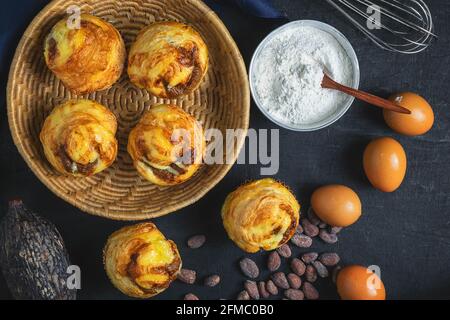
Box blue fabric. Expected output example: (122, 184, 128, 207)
(206, 0, 286, 19)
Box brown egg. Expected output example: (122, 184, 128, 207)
(337, 265, 386, 300)
(311, 185, 361, 227)
(384, 92, 434, 136)
(363, 137, 407, 192)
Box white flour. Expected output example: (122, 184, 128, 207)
(253, 25, 354, 126)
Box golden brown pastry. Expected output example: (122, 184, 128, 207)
(222, 179, 300, 253)
(44, 14, 126, 95)
(103, 222, 181, 298)
(40, 99, 118, 177)
(127, 104, 205, 186)
(128, 21, 208, 98)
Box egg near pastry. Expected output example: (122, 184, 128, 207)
(40, 99, 118, 177)
(44, 14, 126, 95)
(128, 21, 209, 98)
(127, 104, 205, 186)
(221, 179, 300, 253)
(363, 137, 407, 192)
(311, 184, 361, 227)
(384, 92, 434, 136)
(337, 265, 386, 300)
(103, 223, 181, 298)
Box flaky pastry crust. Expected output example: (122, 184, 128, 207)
(39, 99, 118, 177)
(128, 21, 208, 98)
(103, 223, 181, 298)
(222, 179, 300, 253)
(127, 104, 205, 186)
(44, 14, 126, 95)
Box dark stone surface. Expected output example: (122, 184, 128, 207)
(0, 0, 449, 300)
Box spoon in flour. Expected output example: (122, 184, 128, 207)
(321, 73, 411, 114)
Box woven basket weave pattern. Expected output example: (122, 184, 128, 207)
(7, 0, 250, 220)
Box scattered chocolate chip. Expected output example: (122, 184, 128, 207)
(204, 274, 220, 287)
(267, 251, 281, 272)
(276, 244, 292, 258)
(303, 282, 319, 300)
(296, 224, 304, 234)
(313, 261, 329, 278)
(332, 266, 342, 284)
(287, 273, 302, 289)
(284, 288, 305, 300)
(290, 233, 312, 248)
(307, 207, 321, 226)
(237, 290, 250, 300)
(187, 234, 206, 249)
(244, 280, 260, 300)
(266, 280, 279, 295)
(290, 258, 306, 276)
(329, 226, 343, 234)
(258, 281, 270, 299)
(305, 265, 317, 283)
(319, 253, 340, 267)
(272, 272, 289, 289)
(178, 269, 196, 284)
(239, 258, 260, 279)
(301, 252, 318, 264)
(184, 293, 199, 300)
(319, 229, 338, 244)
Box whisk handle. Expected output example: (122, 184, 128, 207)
(321, 74, 411, 114)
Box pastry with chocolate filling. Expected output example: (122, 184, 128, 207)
(103, 222, 182, 298)
(127, 104, 205, 186)
(222, 179, 300, 253)
(40, 99, 118, 177)
(127, 21, 208, 98)
(44, 14, 126, 95)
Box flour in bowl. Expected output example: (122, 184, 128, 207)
(252, 24, 354, 126)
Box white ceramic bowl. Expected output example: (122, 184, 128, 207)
(249, 20, 360, 132)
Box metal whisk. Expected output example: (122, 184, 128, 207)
(326, 0, 437, 54)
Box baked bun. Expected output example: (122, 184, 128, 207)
(103, 222, 181, 298)
(40, 99, 118, 177)
(44, 14, 125, 95)
(127, 104, 205, 186)
(128, 21, 208, 98)
(222, 179, 300, 253)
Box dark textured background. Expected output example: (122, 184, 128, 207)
(0, 0, 449, 300)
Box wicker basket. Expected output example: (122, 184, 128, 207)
(7, 0, 250, 220)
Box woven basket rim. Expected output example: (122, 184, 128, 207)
(6, 0, 250, 220)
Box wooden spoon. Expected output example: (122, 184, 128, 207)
(321, 73, 411, 114)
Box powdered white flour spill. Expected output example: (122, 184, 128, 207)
(252, 24, 354, 126)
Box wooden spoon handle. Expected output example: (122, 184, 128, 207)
(322, 74, 411, 114)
